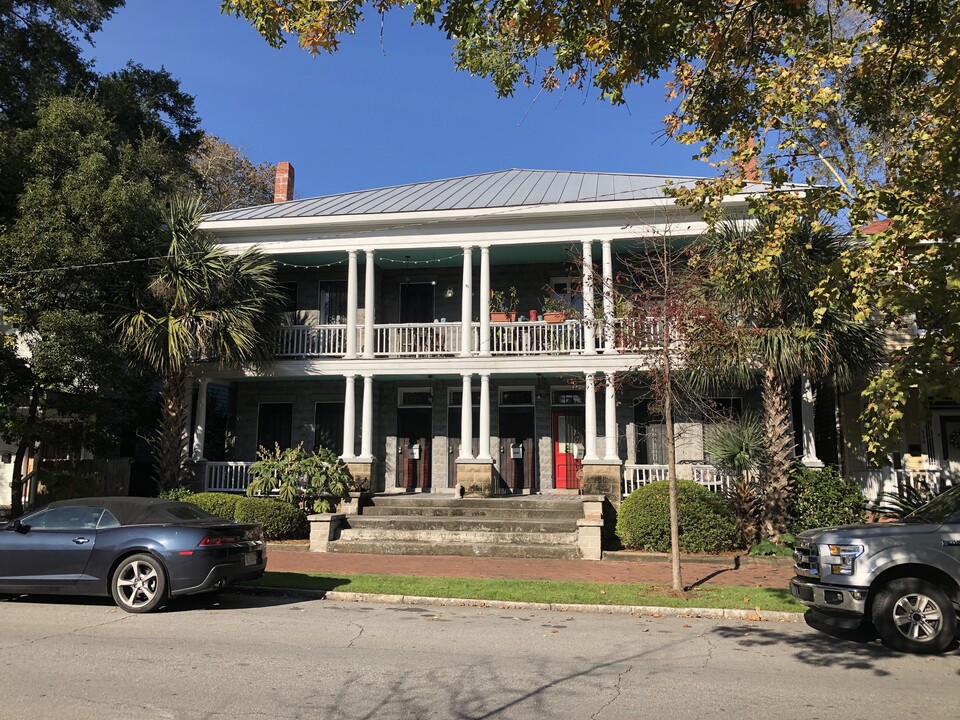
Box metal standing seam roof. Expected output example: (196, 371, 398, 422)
(201, 169, 715, 223)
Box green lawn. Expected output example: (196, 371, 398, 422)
(246, 571, 804, 613)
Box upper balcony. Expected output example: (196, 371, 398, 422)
(274, 317, 662, 360)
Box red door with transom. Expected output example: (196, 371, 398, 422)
(552, 410, 584, 489)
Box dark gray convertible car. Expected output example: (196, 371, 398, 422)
(0, 497, 266, 613)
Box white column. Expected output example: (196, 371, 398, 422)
(459, 374, 474, 459)
(800, 376, 824, 467)
(191, 378, 209, 461)
(604, 372, 619, 461)
(478, 373, 492, 460)
(460, 246, 473, 357)
(601, 239, 615, 353)
(363, 250, 375, 359)
(342, 375, 356, 459)
(582, 240, 597, 355)
(584, 373, 598, 460)
(360, 374, 374, 459)
(345, 249, 358, 359)
(479, 245, 491, 356)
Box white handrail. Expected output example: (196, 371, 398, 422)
(204, 462, 253, 493)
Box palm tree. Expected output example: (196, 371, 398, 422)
(704, 411, 764, 547)
(115, 196, 284, 489)
(695, 214, 883, 540)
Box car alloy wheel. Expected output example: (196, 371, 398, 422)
(872, 577, 957, 654)
(111, 554, 167, 613)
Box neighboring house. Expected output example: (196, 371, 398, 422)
(190, 166, 852, 502)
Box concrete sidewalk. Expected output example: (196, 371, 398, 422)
(265, 545, 796, 590)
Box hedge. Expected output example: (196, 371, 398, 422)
(184, 492, 241, 520)
(791, 466, 866, 532)
(616, 479, 741, 553)
(233, 496, 308, 540)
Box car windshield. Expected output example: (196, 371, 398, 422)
(904, 485, 960, 524)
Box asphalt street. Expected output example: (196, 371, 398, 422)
(1, 590, 957, 720)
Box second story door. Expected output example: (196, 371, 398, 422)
(400, 282, 434, 323)
(319, 281, 347, 324)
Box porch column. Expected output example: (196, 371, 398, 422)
(477, 373, 492, 460)
(191, 378, 209, 461)
(584, 372, 599, 461)
(346, 249, 358, 359)
(360, 374, 374, 459)
(342, 375, 356, 459)
(363, 250, 375, 359)
(582, 240, 597, 355)
(479, 245, 491, 356)
(460, 246, 473, 357)
(459, 374, 474, 459)
(800, 376, 824, 467)
(601, 239, 615, 353)
(603, 372, 619, 461)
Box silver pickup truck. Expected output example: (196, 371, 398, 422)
(790, 484, 960, 654)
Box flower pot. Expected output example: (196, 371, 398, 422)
(543, 311, 566, 323)
(490, 311, 517, 322)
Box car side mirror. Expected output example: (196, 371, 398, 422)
(7, 518, 29, 533)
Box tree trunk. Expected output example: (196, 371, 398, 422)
(760, 368, 795, 541)
(153, 369, 191, 490)
(664, 384, 683, 592)
(662, 318, 683, 592)
(9, 385, 41, 519)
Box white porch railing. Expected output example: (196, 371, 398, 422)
(205, 462, 254, 493)
(274, 318, 666, 359)
(623, 463, 730, 496)
(850, 467, 947, 503)
(276, 325, 349, 356)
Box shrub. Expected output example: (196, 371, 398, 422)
(247, 442, 351, 512)
(158, 486, 193, 501)
(791, 466, 866, 532)
(616, 480, 741, 553)
(185, 492, 241, 520)
(234, 496, 308, 540)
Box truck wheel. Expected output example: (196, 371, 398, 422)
(871, 578, 957, 654)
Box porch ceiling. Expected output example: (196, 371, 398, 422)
(268, 238, 682, 268)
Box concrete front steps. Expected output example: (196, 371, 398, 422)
(326, 495, 587, 559)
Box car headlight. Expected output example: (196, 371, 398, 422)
(822, 544, 864, 575)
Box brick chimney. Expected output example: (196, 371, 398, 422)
(273, 161, 295, 203)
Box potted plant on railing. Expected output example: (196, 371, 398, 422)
(490, 287, 519, 322)
(541, 293, 568, 323)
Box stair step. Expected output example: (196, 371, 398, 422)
(361, 506, 582, 520)
(338, 527, 579, 546)
(344, 516, 578, 534)
(326, 539, 583, 559)
(368, 496, 583, 511)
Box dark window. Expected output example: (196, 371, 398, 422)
(319, 281, 347, 324)
(315, 402, 344, 454)
(28, 506, 104, 530)
(552, 390, 584, 406)
(399, 391, 432, 407)
(279, 282, 298, 314)
(501, 390, 534, 406)
(98, 510, 121, 528)
(257, 403, 293, 453)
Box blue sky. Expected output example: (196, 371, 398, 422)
(84, 1, 708, 199)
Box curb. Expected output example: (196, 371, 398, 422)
(602, 551, 795, 567)
(235, 585, 803, 624)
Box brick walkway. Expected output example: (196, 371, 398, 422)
(265, 548, 795, 589)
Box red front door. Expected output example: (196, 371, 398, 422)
(552, 410, 584, 489)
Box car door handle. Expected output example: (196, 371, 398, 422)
(73, 537, 90, 544)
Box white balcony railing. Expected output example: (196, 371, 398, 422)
(204, 462, 254, 493)
(623, 463, 731, 496)
(274, 318, 668, 359)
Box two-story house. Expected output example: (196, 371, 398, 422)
(187, 166, 849, 503)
